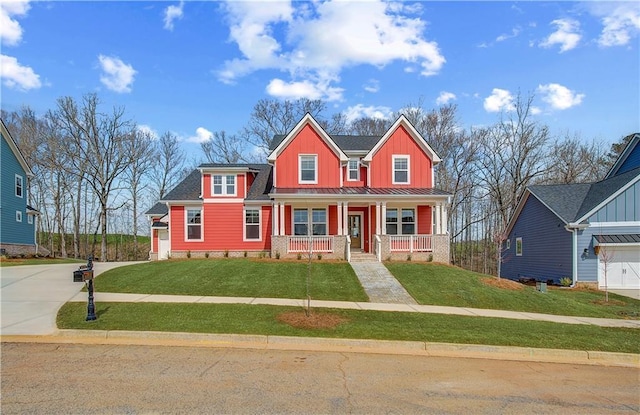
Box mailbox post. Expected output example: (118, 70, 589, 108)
(83, 256, 97, 321)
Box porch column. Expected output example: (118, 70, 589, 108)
(442, 204, 448, 234)
(279, 203, 285, 235)
(381, 203, 387, 235)
(337, 202, 343, 235)
(272, 202, 279, 236)
(435, 203, 442, 234)
(375, 202, 381, 235)
(342, 202, 348, 235)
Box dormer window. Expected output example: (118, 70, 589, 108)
(348, 159, 360, 181)
(299, 155, 317, 184)
(392, 155, 409, 184)
(212, 174, 236, 196)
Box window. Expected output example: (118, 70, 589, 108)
(212, 175, 236, 196)
(299, 155, 317, 183)
(386, 209, 398, 235)
(401, 209, 415, 234)
(293, 208, 327, 236)
(386, 208, 416, 235)
(515, 237, 523, 256)
(16, 211, 22, 223)
(15, 175, 23, 198)
(28, 215, 33, 225)
(348, 159, 359, 181)
(186, 209, 202, 240)
(392, 155, 409, 184)
(245, 208, 260, 240)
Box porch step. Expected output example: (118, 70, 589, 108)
(349, 251, 378, 262)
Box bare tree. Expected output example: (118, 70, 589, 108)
(150, 131, 186, 199)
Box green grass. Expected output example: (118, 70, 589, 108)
(0, 257, 85, 267)
(92, 258, 369, 302)
(57, 302, 640, 354)
(386, 262, 640, 319)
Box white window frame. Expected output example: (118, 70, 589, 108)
(15, 174, 23, 198)
(392, 155, 410, 185)
(185, 208, 203, 241)
(292, 208, 327, 236)
(347, 159, 360, 181)
(515, 237, 523, 256)
(212, 174, 237, 196)
(243, 207, 262, 241)
(16, 210, 23, 222)
(299, 155, 318, 184)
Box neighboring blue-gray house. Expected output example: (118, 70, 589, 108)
(501, 133, 640, 290)
(1, 119, 39, 256)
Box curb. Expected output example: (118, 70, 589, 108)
(2, 330, 638, 368)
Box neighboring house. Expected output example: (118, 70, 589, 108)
(0, 119, 39, 256)
(146, 113, 451, 262)
(501, 133, 640, 289)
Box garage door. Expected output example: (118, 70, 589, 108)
(598, 247, 640, 289)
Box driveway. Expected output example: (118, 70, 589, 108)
(0, 262, 142, 335)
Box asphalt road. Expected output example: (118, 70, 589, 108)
(2, 342, 638, 414)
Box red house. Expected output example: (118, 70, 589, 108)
(146, 114, 451, 262)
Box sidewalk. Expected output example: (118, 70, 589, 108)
(69, 291, 640, 329)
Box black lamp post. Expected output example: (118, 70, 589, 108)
(85, 256, 97, 321)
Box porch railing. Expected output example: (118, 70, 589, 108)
(389, 235, 433, 252)
(288, 236, 334, 253)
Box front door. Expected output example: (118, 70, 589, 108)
(348, 214, 362, 249)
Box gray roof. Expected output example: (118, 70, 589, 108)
(270, 134, 381, 152)
(528, 166, 640, 223)
(271, 187, 450, 196)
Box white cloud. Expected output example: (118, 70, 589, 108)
(537, 83, 584, 110)
(593, 3, 640, 47)
(98, 55, 136, 93)
(0, 0, 29, 46)
(0, 54, 41, 90)
(484, 88, 515, 113)
(539, 18, 581, 52)
(343, 104, 392, 124)
(186, 127, 213, 144)
(163, 1, 184, 31)
(436, 91, 456, 106)
(218, 1, 445, 101)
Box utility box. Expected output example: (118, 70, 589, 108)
(536, 281, 547, 293)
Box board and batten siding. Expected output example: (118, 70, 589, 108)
(1, 133, 35, 246)
(501, 195, 572, 282)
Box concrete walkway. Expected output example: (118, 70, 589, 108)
(349, 261, 417, 304)
(68, 291, 640, 329)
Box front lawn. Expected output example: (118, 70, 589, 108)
(57, 302, 640, 354)
(92, 259, 368, 302)
(386, 262, 640, 320)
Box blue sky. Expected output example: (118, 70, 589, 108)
(1, 1, 639, 159)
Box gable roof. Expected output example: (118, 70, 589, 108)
(506, 166, 640, 235)
(1, 119, 34, 177)
(605, 133, 640, 179)
(362, 114, 442, 164)
(267, 113, 349, 163)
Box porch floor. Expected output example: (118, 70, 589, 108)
(349, 261, 417, 305)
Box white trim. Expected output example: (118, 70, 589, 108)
(211, 174, 237, 197)
(589, 221, 640, 228)
(515, 237, 523, 256)
(16, 210, 22, 222)
(575, 173, 640, 223)
(392, 155, 410, 185)
(243, 207, 262, 242)
(184, 207, 204, 242)
(15, 174, 24, 198)
(298, 154, 318, 184)
(347, 159, 360, 181)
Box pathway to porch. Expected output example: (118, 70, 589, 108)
(349, 258, 417, 305)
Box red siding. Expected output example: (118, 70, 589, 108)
(418, 205, 432, 234)
(275, 124, 341, 188)
(369, 126, 433, 188)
